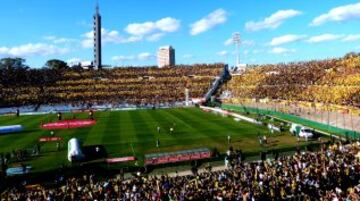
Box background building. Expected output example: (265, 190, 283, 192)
(157, 46, 175, 68)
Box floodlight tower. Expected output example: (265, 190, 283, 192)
(232, 32, 241, 67)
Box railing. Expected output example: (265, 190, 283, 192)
(222, 104, 360, 139)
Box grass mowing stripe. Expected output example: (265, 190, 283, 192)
(187, 108, 268, 141)
(83, 112, 111, 145)
(162, 109, 221, 147)
(110, 111, 126, 156)
(82, 123, 102, 146)
(153, 109, 206, 144)
(157, 109, 195, 131)
(0, 115, 49, 152)
(109, 111, 140, 158)
(143, 109, 189, 153)
(140, 110, 160, 141)
(102, 111, 121, 142)
(128, 111, 154, 153)
(102, 111, 122, 155)
(0, 115, 35, 126)
(146, 110, 178, 135)
(178, 108, 234, 132)
(165, 109, 219, 134)
(190, 108, 267, 137)
(113, 111, 134, 156)
(0, 115, 39, 140)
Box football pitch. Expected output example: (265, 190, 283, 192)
(0, 108, 309, 172)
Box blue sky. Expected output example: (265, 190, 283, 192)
(0, 0, 359, 68)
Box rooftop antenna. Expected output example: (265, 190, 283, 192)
(95, 0, 99, 14)
(232, 32, 240, 67)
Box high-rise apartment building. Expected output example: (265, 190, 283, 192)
(157, 46, 175, 68)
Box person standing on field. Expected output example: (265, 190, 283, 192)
(57, 112, 62, 121)
(89, 110, 94, 120)
(156, 139, 160, 148)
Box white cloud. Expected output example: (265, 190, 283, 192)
(183, 54, 193, 59)
(0, 47, 9, 55)
(125, 22, 155, 36)
(190, 9, 227, 35)
(224, 38, 233, 46)
(310, 2, 360, 26)
(242, 40, 255, 46)
(44, 35, 76, 44)
(137, 52, 153, 60)
(245, 9, 302, 32)
(44, 36, 56, 41)
(307, 34, 343, 43)
(0, 43, 69, 57)
(81, 28, 142, 48)
(66, 58, 81, 64)
(112, 52, 154, 62)
(217, 50, 228, 56)
(66, 58, 91, 66)
(111, 55, 135, 62)
(122, 35, 143, 43)
(341, 34, 360, 42)
(81, 39, 92, 48)
(146, 33, 165, 41)
(270, 47, 296, 54)
(125, 17, 180, 36)
(104, 30, 125, 43)
(269, 34, 306, 46)
(82, 17, 180, 48)
(155, 17, 181, 32)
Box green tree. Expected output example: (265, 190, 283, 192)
(0, 57, 28, 70)
(44, 59, 68, 70)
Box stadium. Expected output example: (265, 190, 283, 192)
(1, 1, 360, 200)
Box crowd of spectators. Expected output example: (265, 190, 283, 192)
(2, 141, 360, 200)
(2, 54, 359, 109)
(0, 64, 224, 107)
(227, 54, 360, 108)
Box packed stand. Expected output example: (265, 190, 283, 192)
(0, 64, 224, 107)
(2, 141, 360, 200)
(226, 54, 360, 108)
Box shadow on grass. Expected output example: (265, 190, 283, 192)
(82, 145, 108, 161)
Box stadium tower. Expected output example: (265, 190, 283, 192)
(93, 2, 102, 69)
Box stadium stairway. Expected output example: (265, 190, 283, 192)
(203, 65, 231, 103)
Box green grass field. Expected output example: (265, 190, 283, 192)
(0, 108, 310, 172)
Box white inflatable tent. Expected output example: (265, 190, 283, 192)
(67, 138, 84, 162)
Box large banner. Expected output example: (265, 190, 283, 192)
(39, 137, 63, 142)
(145, 148, 212, 165)
(41, 119, 96, 130)
(106, 156, 136, 163)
